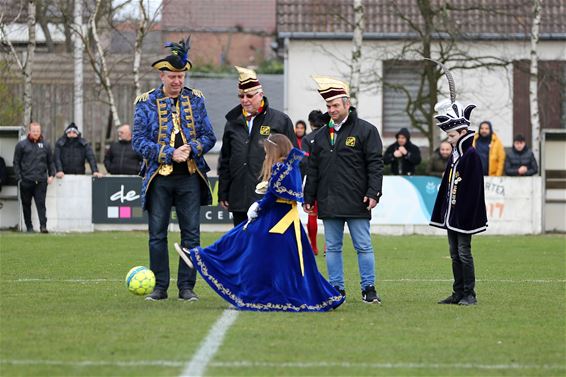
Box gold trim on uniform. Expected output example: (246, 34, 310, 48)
(134, 89, 154, 104)
(191, 88, 204, 98)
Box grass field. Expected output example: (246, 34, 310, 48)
(0, 232, 565, 376)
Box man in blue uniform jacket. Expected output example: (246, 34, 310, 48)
(132, 37, 216, 301)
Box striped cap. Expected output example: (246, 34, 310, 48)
(312, 76, 349, 101)
(235, 66, 262, 93)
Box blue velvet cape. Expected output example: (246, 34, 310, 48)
(430, 131, 488, 234)
(189, 148, 344, 312)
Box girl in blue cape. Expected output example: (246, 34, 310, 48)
(175, 134, 344, 312)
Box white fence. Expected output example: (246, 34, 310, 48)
(0, 175, 544, 235)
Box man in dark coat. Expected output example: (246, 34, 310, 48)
(304, 76, 384, 304)
(383, 127, 422, 175)
(55, 123, 101, 178)
(104, 124, 143, 175)
(218, 66, 297, 226)
(13, 122, 56, 233)
(504, 134, 538, 176)
(430, 96, 487, 306)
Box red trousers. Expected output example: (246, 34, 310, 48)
(307, 201, 319, 255)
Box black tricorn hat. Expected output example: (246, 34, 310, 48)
(152, 36, 192, 72)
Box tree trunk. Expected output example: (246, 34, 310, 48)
(73, 0, 84, 131)
(133, 0, 149, 97)
(90, 0, 121, 128)
(23, 0, 36, 126)
(529, 0, 542, 162)
(349, 0, 364, 108)
(417, 0, 437, 159)
(36, 0, 54, 52)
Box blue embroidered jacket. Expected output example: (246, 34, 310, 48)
(258, 148, 305, 209)
(133, 85, 216, 209)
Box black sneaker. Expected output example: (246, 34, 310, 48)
(26, 228, 35, 233)
(458, 295, 477, 306)
(179, 289, 199, 302)
(174, 243, 194, 269)
(362, 285, 381, 304)
(333, 286, 346, 297)
(438, 294, 463, 304)
(145, 289, 168, 301)
(40, 227, 49, 234)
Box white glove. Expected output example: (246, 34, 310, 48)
(246, 202, 260, 221)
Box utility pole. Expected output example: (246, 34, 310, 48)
(73, 0, 84, 131)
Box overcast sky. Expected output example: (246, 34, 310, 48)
(114, 0, 163, 20)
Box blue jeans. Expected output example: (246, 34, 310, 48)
(147, 174, 200, 291)
(322, 218, 376, 291)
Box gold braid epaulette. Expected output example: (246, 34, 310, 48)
(134, 89, 155, 104)
(191, 88, 205, 98)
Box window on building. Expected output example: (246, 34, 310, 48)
(382, 61, 428, 136)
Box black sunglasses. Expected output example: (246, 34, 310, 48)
(238, 92, 260, 99)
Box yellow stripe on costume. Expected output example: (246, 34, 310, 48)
(269, 201, 304, 276)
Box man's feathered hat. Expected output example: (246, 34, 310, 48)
(152, 36, 192, 72)
(312, 76, 350, 102)
(235, 66, 262, 94)
(428, 59, 476, 132)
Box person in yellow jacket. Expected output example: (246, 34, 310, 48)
(473, 121, 506, 176)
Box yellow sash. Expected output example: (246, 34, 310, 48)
(269, 199, 304, 276)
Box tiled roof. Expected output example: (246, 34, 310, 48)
(162, 0, 276, 33)
(277, 0, 566, 39)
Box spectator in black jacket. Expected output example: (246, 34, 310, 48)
(305, 76, 384, 304)
(505, 134, 538, 176)
(0, 156, 7, 192)
(428, 141, 452, 177)
(13, 122, 56, 233)
(218, 66, 297, 226)
(104, 124, 143, 175)
(55, 123, 101, 178)
(384, 127, 422, 175)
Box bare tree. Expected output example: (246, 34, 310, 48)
(88, 0, 121, 127)
(370, 0, 512, 157)
(132, 0, 163, 96)
(349, 0, 364, 107)
(0, 0, 36, 127)
(529, 0, 542, 161)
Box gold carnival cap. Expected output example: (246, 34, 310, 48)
(312, 75, 350, 101)
(235, 66, 263, 93)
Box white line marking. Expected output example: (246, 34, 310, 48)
(1, 359, 564, 371)
(181, 309, 239, 377)
(0, 359, 183, 367)
(4, 278, 565, 284)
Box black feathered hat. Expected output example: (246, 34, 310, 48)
(426, 59, 476, 132)
(152, 36, 192, 72)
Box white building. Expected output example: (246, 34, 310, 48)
(277, 0, 566, 149)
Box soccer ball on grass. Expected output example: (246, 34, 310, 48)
(125, 266, 155, 295)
